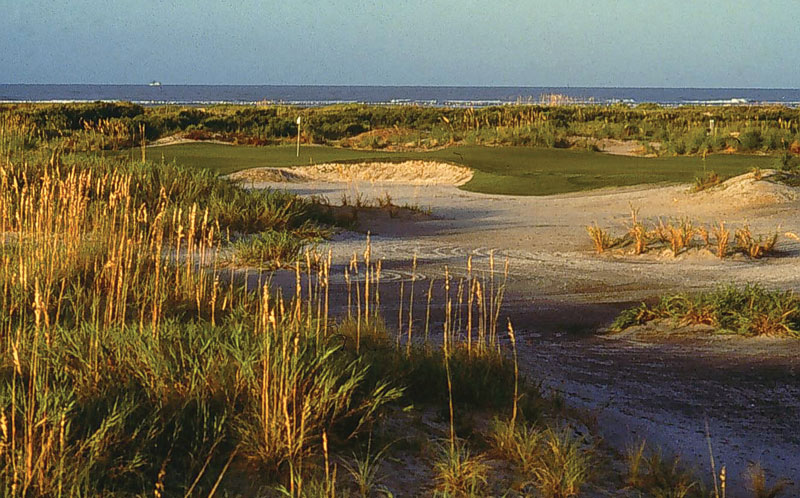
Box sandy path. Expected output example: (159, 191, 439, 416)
(239, 170, 800, 493)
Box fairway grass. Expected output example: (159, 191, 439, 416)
(146, 143, 775, 196)
(145, 142, 399, 175)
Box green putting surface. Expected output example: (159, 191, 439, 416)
(147, 143, 775, 196)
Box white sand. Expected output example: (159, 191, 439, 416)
(228, 160, 473, 186)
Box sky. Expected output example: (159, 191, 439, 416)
(1, 0, 797, 87)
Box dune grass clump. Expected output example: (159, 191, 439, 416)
(531, 427, 594, 498)
(627, 206, 649, 255)
(712, 221, 731, 258)
(735, 225, 779, 259)
(490, 419, 545, 475)
(611, 285, 800, 337)
(231, 229, 316, 269)
(489, 420, 593, 497)
(744, 463, 791, 498)
(692, 171, 721, 192)
(587, 223, 617, 253)
(341, 438, 393, 498)
(624, 442, 701, 498)
(657, 218, 696, 256)
(625, 439, 648, 488)
(432, 439, 489, 496)
(629, 222, 649, 255)
(590, 212, 781, 260)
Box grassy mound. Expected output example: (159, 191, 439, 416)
(612, 285, 800, 337)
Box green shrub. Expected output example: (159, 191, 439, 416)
(686, 128, 709, 154)
(777, 151, 800, 172)
(738, 129, 763, 151)
(671, 138, 688, 155)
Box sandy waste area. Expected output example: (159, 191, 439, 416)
(233, 162, 800, 493)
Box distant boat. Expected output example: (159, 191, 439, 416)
(148, 81, 162, 87)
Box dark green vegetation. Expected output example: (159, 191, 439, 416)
(148, 142, 774, 196)
(612, 285, 800, 337)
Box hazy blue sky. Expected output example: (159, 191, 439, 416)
(2, 0, 796, 87)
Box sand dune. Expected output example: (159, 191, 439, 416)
(689, 169, 798, 205)
(228, 160, 474, 186)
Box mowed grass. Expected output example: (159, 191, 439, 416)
(435, 147, 774, 196)
(145, 142, 398, 175)
(146, 143, 775, 196)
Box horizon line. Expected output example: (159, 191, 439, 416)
(2, 83, 800, 91)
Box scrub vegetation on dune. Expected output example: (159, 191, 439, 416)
(6, 100, 800, 156)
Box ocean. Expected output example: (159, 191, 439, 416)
(2, 84, 800, 107)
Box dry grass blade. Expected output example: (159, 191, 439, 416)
(712, 221, 730, 258)
(627, 205, 649, 255)
(625, 439, 647, 488)
(744, 462, 791, 498)
(586, 223, 615, 253)
(666, 218, 695, 256)
(735, 225, 779, 259)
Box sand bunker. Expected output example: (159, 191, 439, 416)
(690, 169, 799, 205)
(228, 161, 474, 186)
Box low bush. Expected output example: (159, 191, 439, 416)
(738, 129, 763, 151)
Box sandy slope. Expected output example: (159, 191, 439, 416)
(235, 168, 800, 493)
(228, 160, 474, 185)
